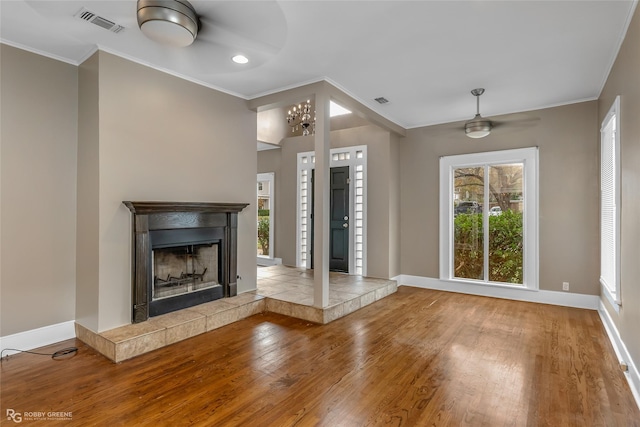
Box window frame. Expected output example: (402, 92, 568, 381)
(439, 147, 539, 290)
(257, 172, 275, 260)
(600, 96, 621, 307)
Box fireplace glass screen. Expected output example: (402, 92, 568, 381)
(152, 243, 220, 300)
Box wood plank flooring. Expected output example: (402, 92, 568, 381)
(1, 287, 638, 426)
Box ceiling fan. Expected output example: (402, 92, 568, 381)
(137, 0, 200, 47)
(465, 88, 492, 138)
(463, 88, 540, 139)
(134, 0, 286, 70)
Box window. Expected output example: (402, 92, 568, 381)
(257, 173, 274, 259)
(600, 96, 621, 305)
(440, 148, 538, 289)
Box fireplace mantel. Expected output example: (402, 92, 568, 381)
(123, 201, 249, 323)
(123, 201, 249, 215)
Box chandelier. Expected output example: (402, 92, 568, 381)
(286, 100, 315, 136)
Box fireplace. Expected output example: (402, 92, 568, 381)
(150, 227, 223, 317)
(123, 201, 249, 323)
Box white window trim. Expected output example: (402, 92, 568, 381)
(439, 147, 539, 290)
(296, 146, 367, 275)
(600, 96, 621, 307)
(257, 172, 275, 260)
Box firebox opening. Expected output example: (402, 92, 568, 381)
(152, 243, 221, 300)
(148, 227, 226, 317)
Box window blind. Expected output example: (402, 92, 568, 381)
(600, 97, 620, 304)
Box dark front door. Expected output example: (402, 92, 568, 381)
(329, 167, 350, 271)
(310, 166, 350, 272)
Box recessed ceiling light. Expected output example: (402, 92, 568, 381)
(232, 55, 249, 64)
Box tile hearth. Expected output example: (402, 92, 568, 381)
(76, 266, 397, 362)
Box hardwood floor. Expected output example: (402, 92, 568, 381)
(1, 287, 638, 426)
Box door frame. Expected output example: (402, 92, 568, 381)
(296, 146, 367, 275)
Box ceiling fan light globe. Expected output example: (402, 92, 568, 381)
(466, 129, 491, 139)
(137, 0, 199, 47)
(139, 21, 195, 47)
(465, 116, 492, 139)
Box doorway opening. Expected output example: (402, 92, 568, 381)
(297, 146, 367, 275)
(257, 172, 278, 266)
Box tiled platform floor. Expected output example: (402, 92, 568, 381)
(257, 265, 397, 324)
(77, 266, 396, 362)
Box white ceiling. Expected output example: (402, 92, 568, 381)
(1, 1, 637, 129)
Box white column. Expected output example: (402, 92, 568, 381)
(313, 89, 330, 308)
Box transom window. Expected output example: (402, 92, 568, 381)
(440, 148, 539, 289)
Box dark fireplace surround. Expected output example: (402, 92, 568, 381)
(123, 201, 249, 323)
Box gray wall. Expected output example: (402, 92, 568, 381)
(399, 101, 600, 296)
(0, 45, 78, 336)
(258, 124, 399, 279)
(598, 4, 640, 380)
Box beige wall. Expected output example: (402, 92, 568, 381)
(258, 124, 398, 279)
(257, 108, 289, 145)
(0, 45, 78, 336)
(76, 52, 257, 333)
(76, 53, 100, 330)
(388, 133, 401, 278)
(598, 4, 640, 378)
(399, 101, 600, 296)
(258, 137, 300, 266)
(335, 126, 394, 279)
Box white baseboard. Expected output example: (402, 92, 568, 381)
(395, 275, 599, 310)
(0, 321, 76, 357)
(598, 301, 640, 410)
(257, 257, 282, 267)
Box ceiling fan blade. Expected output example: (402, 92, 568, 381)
(419, 121, 466, 138)
(193, 1, 287, 55)
(197, 17, 283, 56)
(491, 113, 541, 131)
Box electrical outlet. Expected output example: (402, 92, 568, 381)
(562, 282, 570, 291)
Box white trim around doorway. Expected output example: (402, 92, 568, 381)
(296, 146, 368, 275)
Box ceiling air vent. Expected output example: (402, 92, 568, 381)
(74, 8, 124, 33)
(374, 97, 389, 104)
